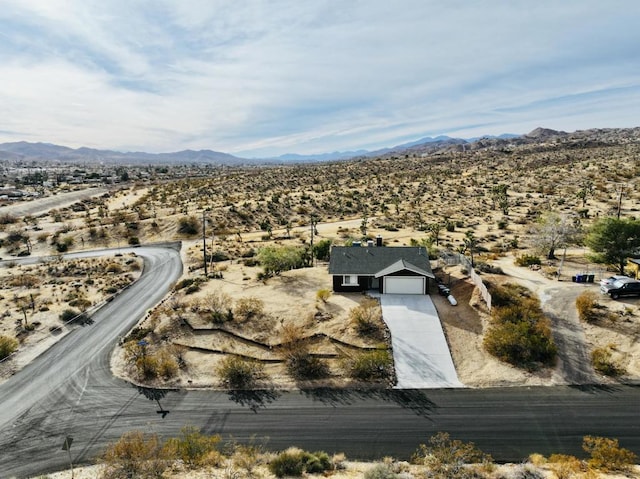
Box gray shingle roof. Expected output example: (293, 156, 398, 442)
(328, 246, 432, 276)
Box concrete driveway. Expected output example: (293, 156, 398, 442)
(380, 294, 463, 389)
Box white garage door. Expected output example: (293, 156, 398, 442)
(383, 276, 425, 295)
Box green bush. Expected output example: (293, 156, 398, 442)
(350, 298, 383, 338)
(343, 350, 393, 381)
(165, 426, 221, 468)
(363, 463, 398, 479)
(412, 432, 492, 479)
(59, 308, 90, 325)
(234, 297, 264, 321)
(312, 239, 332, 261)
(177, 216, 200, 235)
(285, 351, 329, 380)
(484, 284, 556, 370)
(257, 245, 309, 276)
(0, 335, 18, 360)
(217, 356, 264, 389)
(484, 318, 556, 370)
(591, 347, 624, 377)
(268, 448, 332, 478)
(515, 254, 541, 267)
(269, 449, 306, 477)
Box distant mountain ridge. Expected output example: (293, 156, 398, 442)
(0, 141, 251, 166)
(1, 127, 639, 165)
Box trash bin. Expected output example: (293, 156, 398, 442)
(572, 276, 577, 282)
(576, 274, 583, 283)
(587, 274, 595, 283)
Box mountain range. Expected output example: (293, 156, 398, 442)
(0, 127, 638, 165)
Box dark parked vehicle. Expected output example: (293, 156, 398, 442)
(601, 278, 640, 299)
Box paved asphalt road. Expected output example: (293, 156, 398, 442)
(1, 247, 640, 478)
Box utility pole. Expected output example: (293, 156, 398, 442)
(202, 210, 208, 277)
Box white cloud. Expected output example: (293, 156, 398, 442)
(0, 1, 639, 156)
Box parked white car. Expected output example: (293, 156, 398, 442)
(599, 275, 628, 287)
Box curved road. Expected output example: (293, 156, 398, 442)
(1, 247, 639, 477)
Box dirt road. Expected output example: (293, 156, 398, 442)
(495, 256, 599, 384)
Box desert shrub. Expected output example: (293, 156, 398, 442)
(343, 350, 393, 381)
(99, 431, 170, 479)
(547, 454, 583, 479)
(164, 426, 221, 468)
(487, 283, 534, 308)
(575, 291, 598, 323)
(234, 297, 264, 321)
(217, 356, 264, 389)
(257, 245, 309, 276)
(0, 335, 19, 360)
(59, 308, 90, 325)
(68, 297, 92, 309)
(515, 254, 541, 267)
(268, 448, 332, 478)
(136, 354, 159, 380)
(207, 250, 229, 262)
(411, 432, 492, 479)
(269, 448, 306, 477)
(474, 262, 504, 274)
(174, 278, 194, 290)
(303, 450, 332, 473)
(484, 284, 556, 370)
(350, 298, 383, 338)
(316, 288, 331, 303)
(174, 277, 204, 293)
(312, 239, 332, 261)
(582, 435, 637, 472)
(484, 318, 556, 370)
(591, 347, 624, 376)
(0, 213, 17, 224)
(285, 350, 329, 380)
(364, 463, 398, 479)
(177, 216, 200, 235)
(127, 326, 153, 342)
(203, 291, 234, 323)
(157, 349, 179, 379)
(225, 437, 266, 475)
(7, 274, 40, 287)
(492, 302, 543, 325)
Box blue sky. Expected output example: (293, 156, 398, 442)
(0, 1, 639, 158)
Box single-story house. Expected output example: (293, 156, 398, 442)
(328, 240, 434, 295)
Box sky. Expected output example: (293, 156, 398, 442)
(0, 1, 639, 158)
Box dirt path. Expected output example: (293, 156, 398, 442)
(495, 256, 599, 384)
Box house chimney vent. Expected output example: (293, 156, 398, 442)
(376, 235, 383, 247)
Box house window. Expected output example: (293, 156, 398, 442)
(342, 275, 358, 286)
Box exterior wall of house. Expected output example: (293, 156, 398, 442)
(332, 272, 430, 294)
(332, 275, 371, 292)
